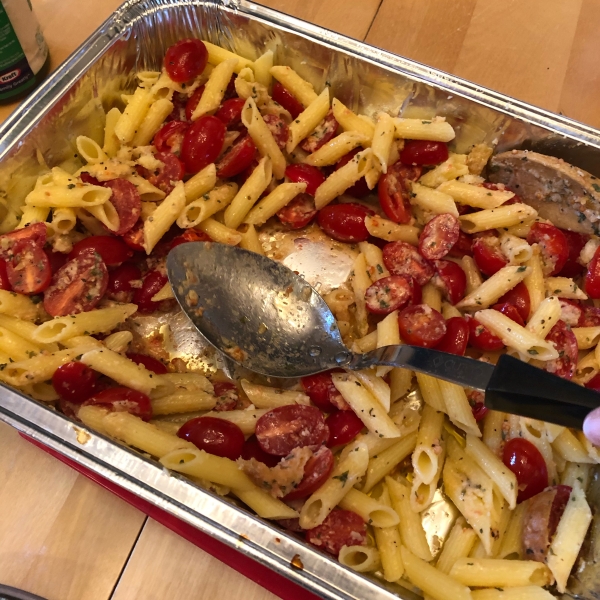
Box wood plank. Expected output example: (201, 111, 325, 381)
(453, 0, 582, 111)
(0, 422, 146, 600)
(257, 0, 383, 40)
(365, 0, 478, 73)
(112, 518, 278, 600)
(559, 0, 600, 128)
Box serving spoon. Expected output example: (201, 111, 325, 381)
(167, 242, 600, 430)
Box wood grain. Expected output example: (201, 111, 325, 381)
(0, 422, 146, 600)
(112, 519, 278, 600)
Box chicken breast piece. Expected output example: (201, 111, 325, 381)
(489, 150, 600, 235)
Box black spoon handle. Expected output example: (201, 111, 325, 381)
(485, 354, 600, 429)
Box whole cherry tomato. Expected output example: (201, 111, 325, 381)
(468, 390, 488, 422)
(398, 304, 447, 348)
(52, 362, 99, 403)
(378, 163, 421, 223)
(468, 316, 504, 351)
(585, 245, 600, 299)
(214, 97, 246, 130)
(435, 316, 469, 356)
(178, 416, 245, 460)
(181, 116, 226, 174)
(107, 262, 141, 303)
(271, 82, 304, 119)
(69, 236, 133, 267)
(502, 437, 548, 503)
(164, 39, 208, 83)
(527, 222, 569, 276)
(133, 270, 169, 313)
(400, 140, 448, 166)
(82, 387, 153, 421)
(326, 411, 364, 447)
(46, 250, 68, 274)
(285, 164, 326, 197)
(317, 203, 374, 243)
(497, 282, 531, 322)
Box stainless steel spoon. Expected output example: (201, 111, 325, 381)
(166, 242, 600, 429)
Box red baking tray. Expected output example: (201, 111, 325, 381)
(20, 433, 320, 600)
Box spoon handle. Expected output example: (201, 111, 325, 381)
(348, 346, 600, 429)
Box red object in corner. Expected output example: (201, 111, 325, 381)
(20, 434, 321, 600)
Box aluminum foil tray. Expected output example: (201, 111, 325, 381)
(2, 1, 600, 598)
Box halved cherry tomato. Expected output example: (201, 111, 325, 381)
(0, 222, 47, 258)
(317, 203, 374, 243)
(435, 316, 469, 356)
(181, 115, 226, 174)
(80, 172, 101, 186)
(132, 270, 168, 313)
(82, 387, 153, 421)
(107, 262, 141, 303)
(335, 149, 370, 198)
(408, 276, 422, 305)
(166, 91, 188, 122)
(398, 304, 446, 348)
(122, 220, 145, 252)
(212, 381, 239, 411)
(468, 316, 504, 351)
(301, 370, 348, 413)
(184, 85, 205, 121)
(126, 353, 168, 374)
(43, 250, 108, 317)
(482, 182, 523, 204)
(138, 151, 185, 196)
(497, 281, 530, 322)
(365, 274, 412, 315)
(284, 446, 335, 501)
(0, 259, 9, 290)
(262, 114, 289, 150)
(432, 259, 466, 304)
(271, 81, 304, 119)
(400, 140, 448, 166)
(544, 320, 578, 380)
(241, 435, 280, 467)
(377, 163, 422, 224)
(284, 164, 326, 197)
(216, 135, 257, 178)
(169, 229, 211, 249)
(326, 411, 364, 447)
(448, 231, 473, 258)
(382, 241, 434, 286)
(178, 416, 245, 460)
(153, 120, 189, 154)
(276, 194, 317, 229)
(527, 222, 568, 276)
(492, 302, 525, 327)
(419, 214, 460, 260)
(214, 97, 246, 130)
(585, 372, 600, 392)
(559, 298, 583, 327)
(585, 245, 600, 299)
(558, 228, 588, 278)
(579, 304, 600, 327)
(52, 362, 99, 403)
(306, 509, 366, 556)
(467, 389, 488, 422)
(102, 178, 142, 235)
(6, 245, 51, 295)
(255, 405, 329, 456)
(164, 39, 208, 83)
(472, 233, 507, 276)
(503, 437, 548, 503)
(69, 236, 133, 267)
(300, 110, 338, 153)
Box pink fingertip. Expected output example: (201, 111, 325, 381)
(583, 405, 600, 446)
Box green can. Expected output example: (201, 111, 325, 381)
(0, 0, 48, 100)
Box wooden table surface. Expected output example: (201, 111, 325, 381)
(1, 1, 599, 598)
